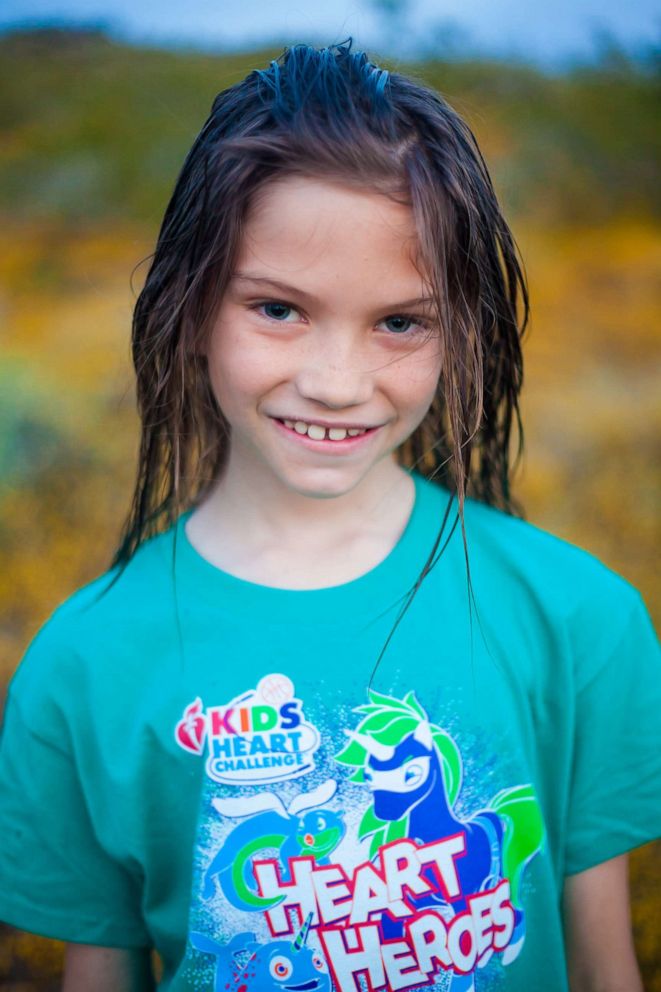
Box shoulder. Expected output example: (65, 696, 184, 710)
(8, 522, 179, 707)
(416, 473, 647, 636)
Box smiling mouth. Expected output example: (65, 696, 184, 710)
(274, 418, 379, 442)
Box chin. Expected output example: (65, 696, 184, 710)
(277, 466, 366, 500)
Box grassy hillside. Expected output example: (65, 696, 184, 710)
(0, 27, 659, 227)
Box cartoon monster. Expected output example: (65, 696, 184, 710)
(336, 689, 545, 990)
(190, 913, 331, 992)
(202, 778, 345, 911)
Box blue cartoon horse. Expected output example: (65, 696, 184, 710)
(336, 689, 545, 991)
(190, 913, 331, 992)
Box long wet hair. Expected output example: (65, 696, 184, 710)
(100, 39, 529, 673)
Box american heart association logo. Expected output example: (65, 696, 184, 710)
(175, 697, 206, 754)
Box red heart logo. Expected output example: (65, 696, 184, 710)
(176, 697, 206, 754)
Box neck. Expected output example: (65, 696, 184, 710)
(185, 456, 415, 589)
(407, 769, 460, 841)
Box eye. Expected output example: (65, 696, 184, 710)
(363, 767, 373, 782)
(404, 763, 424, 786)
(313, 952, 327, 972)
(253, 300, 302, 323)
(269, 955, 293, 980)
(316, 815, 327, 830)
(378, 313, 433, 336)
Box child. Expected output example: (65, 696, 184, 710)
(0, 39, 659, 992)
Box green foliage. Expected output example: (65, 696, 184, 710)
(0, 29, 659, 985)
(0, 362, 63, 486)
(0, 29, 283, 225)
(0, 27, 658, 228)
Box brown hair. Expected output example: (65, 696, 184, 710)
(105, 39, 528, 629)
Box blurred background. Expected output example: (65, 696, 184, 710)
(0, 0, 659, 988)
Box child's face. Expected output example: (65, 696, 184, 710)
(206, 175, 443, 500)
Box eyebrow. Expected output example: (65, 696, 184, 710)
(231, 271, 435, 310)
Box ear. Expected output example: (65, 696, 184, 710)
(413, 720, 433, 750)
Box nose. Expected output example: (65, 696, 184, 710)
(294, 328, 373, 410)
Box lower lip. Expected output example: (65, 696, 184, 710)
(270, 418, 382, 453)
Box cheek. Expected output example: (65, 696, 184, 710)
(206, 324, 281, 413)
(390, 344, 443, 416)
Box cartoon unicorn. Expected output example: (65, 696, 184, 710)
(336, 689, 545, 990)
(202, 778, 345, 910)
(190, 913, 331, 992)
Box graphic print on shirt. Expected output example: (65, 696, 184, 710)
(189, 913, 331, 992)
(177, 678, 546, 991)
(175, 673, 321, 784)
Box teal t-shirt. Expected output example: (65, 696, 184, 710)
(1, 472, 660, 991)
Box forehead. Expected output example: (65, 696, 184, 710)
(235, 176, 428, 301)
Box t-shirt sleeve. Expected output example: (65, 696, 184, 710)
(0, 620, 151, 947)
(564, 588, 661, 875)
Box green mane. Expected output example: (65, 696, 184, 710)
(334, 689, 462, 857)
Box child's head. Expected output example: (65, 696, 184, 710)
(205, 173, 444, 502)
(117, 39, 528, 563)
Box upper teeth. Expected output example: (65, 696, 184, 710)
(282, 420, 367, 441)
